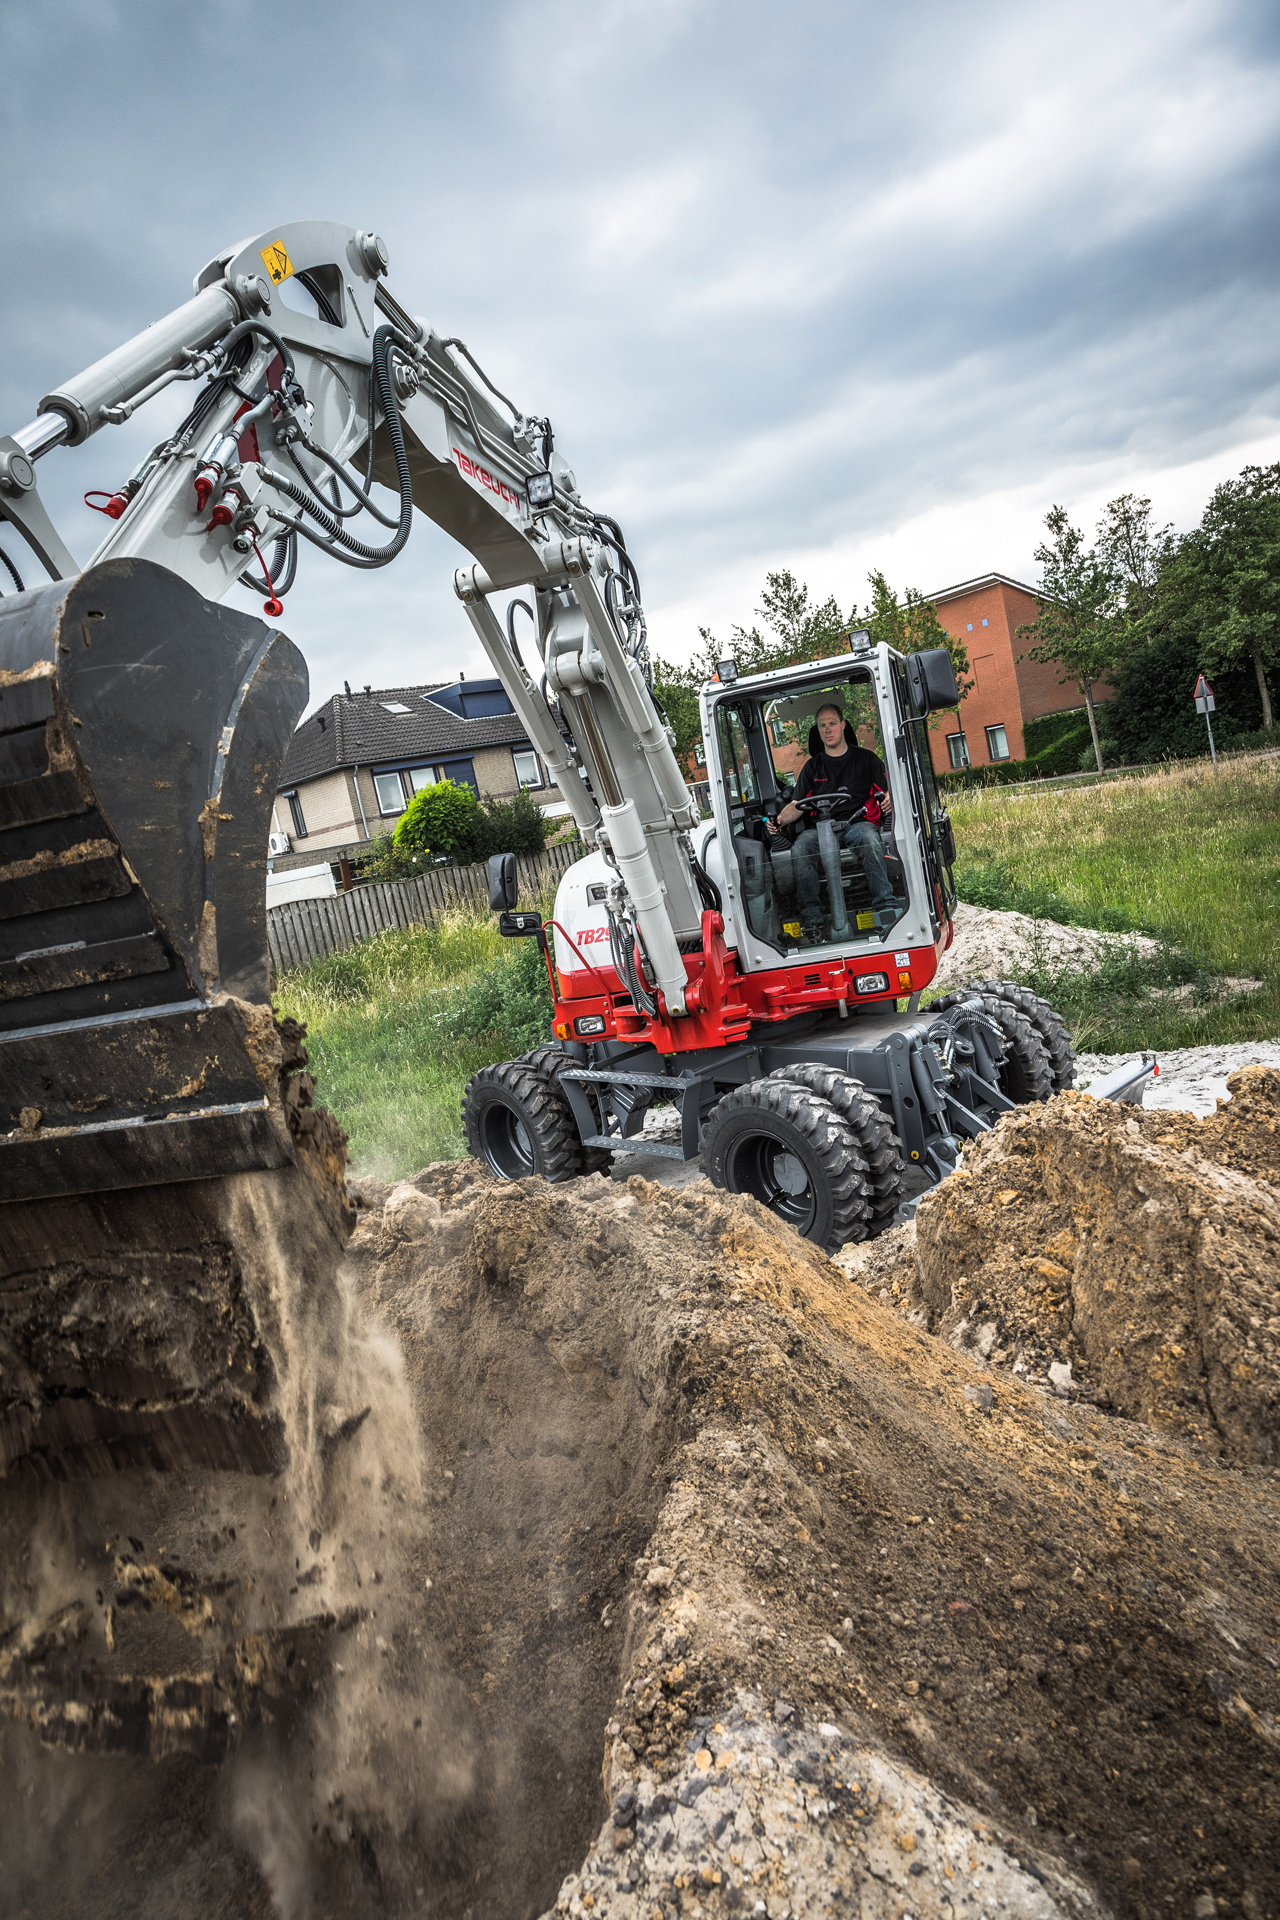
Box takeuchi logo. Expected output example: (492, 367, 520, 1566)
(452, 446, 522, 511)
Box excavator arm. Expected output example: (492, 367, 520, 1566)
(0, 218, 704, 1217)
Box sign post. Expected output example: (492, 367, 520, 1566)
(1193, 674, 1218, 772)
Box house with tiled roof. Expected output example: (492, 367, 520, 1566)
(268, 676, 569, 874)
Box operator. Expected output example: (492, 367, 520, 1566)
(768, 702, 896, 938)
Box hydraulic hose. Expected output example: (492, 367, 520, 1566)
(0, 545, 25, 593)
(215, 319, 297, 385)
(298, 432, 400, 527)
(506, 597, 533, 673)
(264, 325, 414, 570)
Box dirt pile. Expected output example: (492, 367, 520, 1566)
(3, 1111, 1279, 1919)
(888, 1065, 1280, 1463)
(359, 1166, 1277, 1918)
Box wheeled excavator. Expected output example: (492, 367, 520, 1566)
(0, 219, 1155, 1491)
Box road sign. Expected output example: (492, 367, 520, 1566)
(1193, 674, 1218, 769)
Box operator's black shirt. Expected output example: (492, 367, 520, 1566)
(793, 745, 887, 819)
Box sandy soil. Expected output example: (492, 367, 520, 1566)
(932, 901, 1159, 995)
(932, 901, 1260, 1004)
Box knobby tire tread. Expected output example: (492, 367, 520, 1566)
(705, 1078, 870, 1250)
(462, 1056, 584, 1182)
(961, 977, 1076, 1092)
(514, 1045, 612, 1174)
(768, 1064, 905, 1234)
(932, 984, 1054, 1105)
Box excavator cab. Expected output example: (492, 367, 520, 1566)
(698, 636, 959, 991)
(709, 668, 911, 952)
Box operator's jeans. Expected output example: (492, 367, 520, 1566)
(794, 820, 895, 927)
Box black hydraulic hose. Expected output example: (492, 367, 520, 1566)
(240, 528, 296, 600)
(173, 335, 253, 446)
(299, 432, 400, 526)
(288, 442, 364, 520)
(0, 545, 24, 593)
(692, 829, 722, 914)
(440, 337, 521, 421)
(264, 324, 414, 570)
(591, 512, 641, 598)
(216, 318, 297, 384)
(506, 597, 533, 672)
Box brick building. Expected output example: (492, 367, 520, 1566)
(268, 677, 569, 876)
(924, 573, 1111, 772)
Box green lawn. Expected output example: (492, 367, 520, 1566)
(945, 755, 1280, 1052)
(274, 911, 555, 1179)
(277, 757, 1279, 1177)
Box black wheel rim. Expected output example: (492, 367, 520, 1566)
(724, 1134, 817, 1235)
(479, 1101, 536, 1179)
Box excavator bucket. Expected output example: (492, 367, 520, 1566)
(0, 559, 352, 1483)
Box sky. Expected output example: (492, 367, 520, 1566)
(1, 0, 1277, 715)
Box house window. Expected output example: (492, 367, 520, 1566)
(694, 743, 707, 767)
(981, 617, 989, 627)
(966, 623, 973, 632)
(947, 733, 970, 769)
(408, 766, 436, 794)
(512, 748, 542, 790)
(373, 770, 407, 815)
(285, 791, 306, 837)
(986, 724, 1010, 762)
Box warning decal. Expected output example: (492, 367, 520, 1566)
(259, 240, 294, 285)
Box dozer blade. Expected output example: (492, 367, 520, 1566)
(0, 560, 356, 1483)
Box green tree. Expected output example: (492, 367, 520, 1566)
(859, 569, 972, 703)
(696, 568, 850, 679)
(650, 658, 705, 769)
(1016, 505, 1123, 773)
(1185, 463, 1280, 731)
(1095, 492, 1174, 639)
(474, 786, 555, 859)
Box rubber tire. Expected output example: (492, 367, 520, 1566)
(931, 984, 1054, 1106)
(768, 1064, 904, 1238)
(954, 978, 1076, 1092)
(462, 1057, 584, 1182)
(513, 1045, 613, 1174)
(702, 1079, 869, 1252)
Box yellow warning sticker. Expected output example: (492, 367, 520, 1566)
(259, 240, 294, 285)
(857, 911, 875, 929)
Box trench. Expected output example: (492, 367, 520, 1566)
(0, 1161, 681, 1920)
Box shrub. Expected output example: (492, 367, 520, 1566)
(394, 779, 481, 862)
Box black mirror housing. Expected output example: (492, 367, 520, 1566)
(906, 647, 960, 716)
(488, 851, 518, 911)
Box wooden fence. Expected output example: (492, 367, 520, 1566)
(267, 838, 582, 973)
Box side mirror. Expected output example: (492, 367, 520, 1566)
(906, 647, 960, 716)
(488, 851, 518, 911)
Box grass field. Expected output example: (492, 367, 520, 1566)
(947, 755, 1280, 1052)
(275, 757, 1279, 1177)
(275, 910, 555, 1179)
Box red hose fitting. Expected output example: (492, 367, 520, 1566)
(83, 490, 128, 519)
(208, 494, 236, 530)
(194, 470, 217, 513)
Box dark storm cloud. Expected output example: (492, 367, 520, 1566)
(1, 0, 1277, 703)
